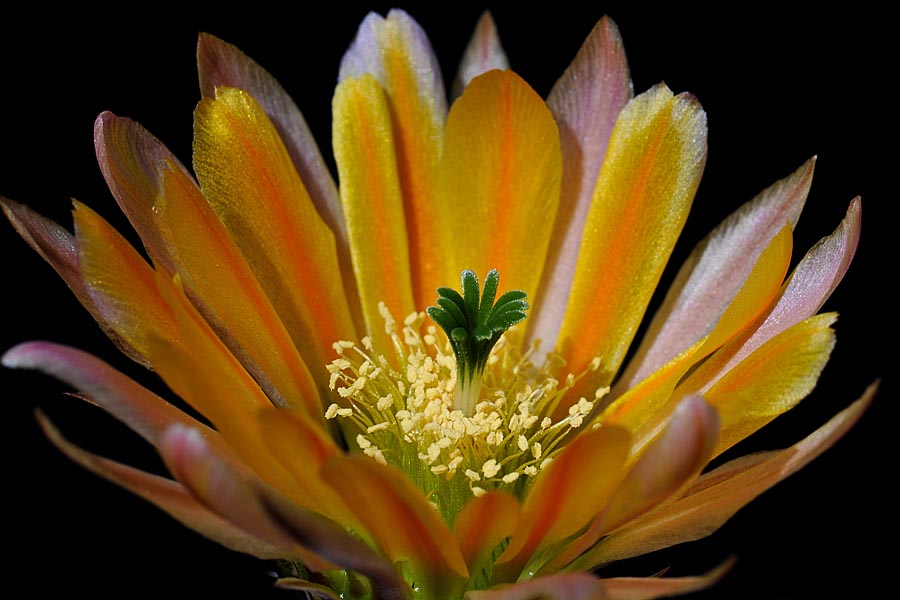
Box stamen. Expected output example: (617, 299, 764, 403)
(325, 282, 605, 522)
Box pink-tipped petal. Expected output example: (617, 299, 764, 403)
(700, 197, 862, 392)
(1, 197, 144, 364)
(36, 411, 284, 560)
(466, 573, 608, 600)
(2, 341, 218, 449)
(452, 11, 510, 98)
(617, 158, 816, 393)
(160, 422, 404, 585)
(196, 33, 362, 335)
(569, 383, 875, 569)
(529, 17, 632, 355)
(197, 33, 347, 257)
(603, 558, 734, 600)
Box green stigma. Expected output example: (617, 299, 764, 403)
(426, 269, 528, 415)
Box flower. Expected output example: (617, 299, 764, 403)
(1, 8, 876, 600)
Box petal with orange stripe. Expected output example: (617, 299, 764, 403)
(193, 87, 356, 388)
(156, 158, 321, 417)
(438, 69, 562, 304)
(332, 74, 416, 354)
(529, 16, 632, 356)
(340, 9, 448, 307)
(557, 84, 707, 388)
(452, 11, 509, 99)
(73, 200, 179, 363)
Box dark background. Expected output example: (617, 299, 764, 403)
(1, 2, 891, 598)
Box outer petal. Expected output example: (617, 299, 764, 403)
(496, 426, 631, 581)
(438, 69, 562, 303)
(333, 73, 416, 355)
(0, 197, 143, 364)
(466, 573, 607, 600)
(602, 559, 734, 600)
(340, 9, 448, 308)
(96, 113, 321, 416)
(616, 159, 815, 391)
(196, 33, 362, 333)
(73, 201, 180, 363)
(321, 455, 469, 596)
(160, 425, 349, 571)
(544, 396, 718, 572)
(2, 341, 217, 449)
(452, 11, 510, 99)
(529, 16, 632, 355)
(193, 87, 356, 385)
(557, 85, 706, 391)
(695, 198, 861, 393)
(36, 411, 285, 560)
(569, 384, 875, 569)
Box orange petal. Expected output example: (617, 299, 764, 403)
(332, 74, 416, 354)
(256, 408, 362, 530)
(568, 383, 875, 569)
(321, 455, 469, 594)
(453, 491, 520, 576)
(557, 84, 707, 389)
(340, 9, 448, 308)
(73, 200, 179, 364)
(438, 69, 562, 303)
(496, 426, 631, 581)
(156, 152, 321, 416)
(193, 87, 356, 385)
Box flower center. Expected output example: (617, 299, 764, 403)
(324, 271, 606, 523)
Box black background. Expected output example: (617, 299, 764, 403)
(1, 2, 891, 598)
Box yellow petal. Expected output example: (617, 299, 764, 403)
(73, 201, 178, 362)
(340, 9, 448, 307)
(332, 74, 416, 355)
(193, 87, 356, 388)
(702, 312, 837, 457)
(438, 69, 562, 304)
(157, 162, 321, 417)
(558, 84, 707, 389)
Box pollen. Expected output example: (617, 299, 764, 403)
(325, 304, 606, 521)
